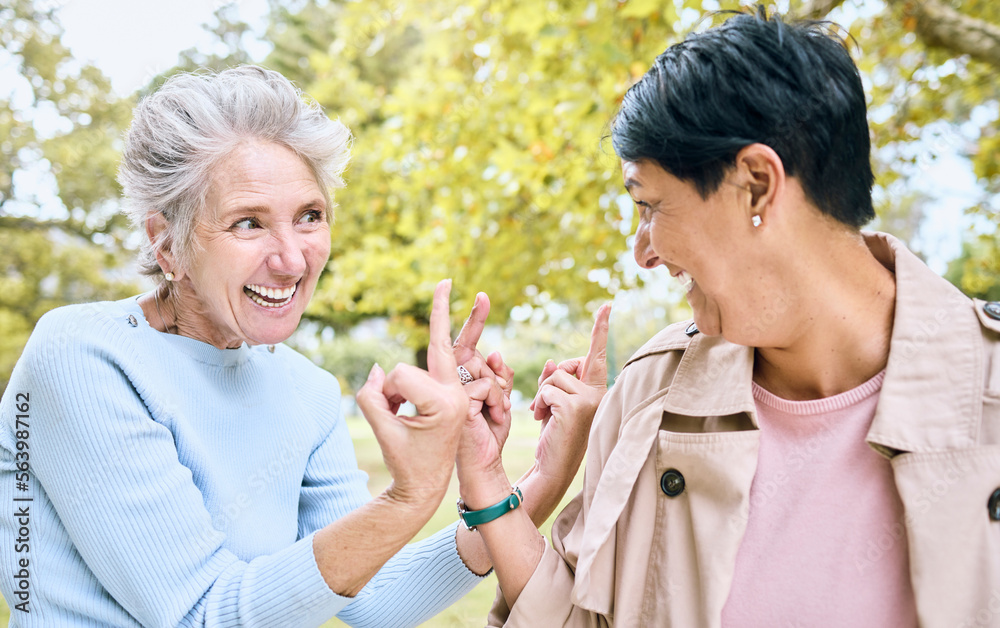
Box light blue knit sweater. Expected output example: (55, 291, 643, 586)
(0, 297, 483, 627)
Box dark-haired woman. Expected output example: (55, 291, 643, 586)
(456, 8, 1000, 627)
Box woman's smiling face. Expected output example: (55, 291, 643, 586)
(625, 158, 761, 340)
(175, 141, 331, 348)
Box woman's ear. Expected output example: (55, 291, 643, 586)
(146, 213, 184, 281)
(733, 143, 785, 226)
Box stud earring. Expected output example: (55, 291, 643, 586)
(164, 272, 175, 281)
(751, 215, 762, 228)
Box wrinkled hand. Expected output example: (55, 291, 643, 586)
(452, 292, 517, 506)
(529, 303, 611, 485)
(355, 280, 468, 505)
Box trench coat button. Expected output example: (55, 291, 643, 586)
(685, 322, 699, 337)
(984, 302, 1000, 321)
(660, 469, 685, 497)
(989, 489, 1000, 521)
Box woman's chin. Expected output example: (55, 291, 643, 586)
(238, 313, 302, 347)
(237, 292, 306, 344)
(690, 309, 722, 338)
(244, 328, 296, 347)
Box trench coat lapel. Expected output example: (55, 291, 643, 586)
(865, 232, 983, 454)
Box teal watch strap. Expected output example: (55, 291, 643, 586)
(457, 487, 523, 531)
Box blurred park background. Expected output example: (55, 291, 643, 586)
(1, 0, 998, 624)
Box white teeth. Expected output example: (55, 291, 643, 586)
(676, 272, 695, 293)
(244, 283, 297, 307)
(247, 292, 292, 308)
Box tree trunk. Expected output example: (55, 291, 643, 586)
(886, 0, 1000, 68)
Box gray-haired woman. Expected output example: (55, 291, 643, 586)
(0, 66, 566, 627)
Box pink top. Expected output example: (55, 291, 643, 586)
(721, 370, 918, 627)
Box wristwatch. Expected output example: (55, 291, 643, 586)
(457, 486, 523, 532)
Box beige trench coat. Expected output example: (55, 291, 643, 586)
(490, 232, 1000, 627)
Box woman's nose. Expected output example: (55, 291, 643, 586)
(268, 230, 307, 276)
(632, 221, 660, 269)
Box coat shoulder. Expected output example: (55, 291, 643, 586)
(623, 319, 697, 370)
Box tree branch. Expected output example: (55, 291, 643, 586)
(887, 0, 1000, 69)
(796, 0, 848, 20)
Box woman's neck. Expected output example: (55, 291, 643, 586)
(140, 283, 246, 350)
(752, 232, 897, 401)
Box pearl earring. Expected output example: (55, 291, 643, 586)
(164, 272, 175, 281)
(751, 215, 762, 228)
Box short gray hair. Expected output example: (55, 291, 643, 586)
(118, 65, 351, 278)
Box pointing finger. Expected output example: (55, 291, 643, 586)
(581, 303, 611, 386)
(426, 279, 460, 380)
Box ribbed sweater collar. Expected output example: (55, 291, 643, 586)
(752, 369, 886, 416)
(124, 294, 253, 367)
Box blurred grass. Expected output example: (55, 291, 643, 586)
(0, 410, 582, 627)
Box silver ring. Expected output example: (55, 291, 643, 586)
(457, 365, 474, 385)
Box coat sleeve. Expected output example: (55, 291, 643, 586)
(486, 367, 639, 628)
(486, 497, 611, 628)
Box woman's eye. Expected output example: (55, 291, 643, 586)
(233, 217, 260, 230)
(298, 209, 324, 224)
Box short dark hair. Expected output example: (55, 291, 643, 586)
(611, 6, 874, 228)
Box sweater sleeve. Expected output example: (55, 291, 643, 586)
(21, 310, 348, 627)
(296, 402, 486, 628)
(337, 522, 486, 628)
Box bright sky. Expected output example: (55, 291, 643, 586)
(52, 0, 985, 273)
(57, 0, 270, 96)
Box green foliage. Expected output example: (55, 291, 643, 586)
(0, 0, 139, 393)
(4, 0, 1000, 392)
(269, 0, 1000, 355)
(848, 0, 1000, 288)
(289, 0, 714, 353)
(946, 206, 1000, 300)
